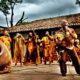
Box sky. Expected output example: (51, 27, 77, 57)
(0, 0, 80, 27)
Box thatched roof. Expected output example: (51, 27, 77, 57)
(8, 13, 80, 33)
(0, 26, 7, 34)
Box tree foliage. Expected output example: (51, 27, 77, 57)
(76, 0, 80, 6)
(0, 0, 24, 27)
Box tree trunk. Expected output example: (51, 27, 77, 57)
(15, 11, 25, 26)
(10, 6, 14, 27)
(5, 14, 9, 27)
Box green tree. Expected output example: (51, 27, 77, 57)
(0, 0, 10, 27)
(0, 0, 23, 27)
(76, 0, 80, 5)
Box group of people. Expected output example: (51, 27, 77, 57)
(13, 30, 58, 66)
(0, 19, 80, 76)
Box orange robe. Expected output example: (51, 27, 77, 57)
(35, 39, 41, 64)
(49, 40, 58, 63)
(14, 36, 25, 65)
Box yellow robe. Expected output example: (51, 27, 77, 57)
(35, 39, 41, 64)
(14, 36, 25, 63)
(0, 36, 12, 59)
(0, 36, 12, 65)
(42, 36, 50, 60)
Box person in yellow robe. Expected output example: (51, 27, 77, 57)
(25, 32, 35, 64)
(49, 36, 58, 64)
(41, 31, 51, 64)
(35, 35, 41, 65)
(13, 33, 25, 66)
(0, 30, 12, 72)
(25, 32, 41, 65)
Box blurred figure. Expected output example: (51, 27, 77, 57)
(49, 36, 58, 64)
(74, 39, 80, 59)
(0, 29, 12, 72)
(25, 32, 37, 64)
(55, 19, 80, 76)
(35, 34, 41, 65)
(13, 33, 25, 66)
(41, 31, 51, 64)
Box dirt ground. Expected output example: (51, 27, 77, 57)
(0, 61, 80, 80)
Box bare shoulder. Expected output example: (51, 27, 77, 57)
(69, 27, 76, 33)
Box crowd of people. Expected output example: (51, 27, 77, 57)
(0, 19, 80, 76)
(13, 30, 58, 66)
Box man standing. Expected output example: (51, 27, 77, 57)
(55, 20, 80, 76)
